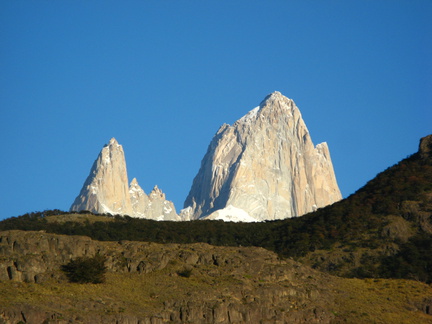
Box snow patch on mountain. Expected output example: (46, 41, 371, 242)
(202, 205, 258, 222)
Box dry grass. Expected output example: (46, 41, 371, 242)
(1, 268, 431, 323)
(332, 278, 432, 323)
(0, 262, 248, 319)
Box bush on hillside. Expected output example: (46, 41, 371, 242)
(61, 254, 107, 284)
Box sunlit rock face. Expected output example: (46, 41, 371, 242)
(183, 92, 342, 222)
(71, 138, 179, 220)
(70, 138, 134, 216)
(71, 92, 341, 223)
(130, 181, 180, 221)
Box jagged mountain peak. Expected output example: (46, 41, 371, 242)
(72, 92, 341, 223)
(100, 137, 121, 153)
(184, 92, 342, 221)
(235, 91, 293, 127)
(260, 90, 286, 103)
(129, 178, 144, 195)
(71, 139, 180, 220)
(108, 137, 119, 145)
(259, 91, 296, 117)
(150, 185, 164, 198)
(70, 138, 132, 216)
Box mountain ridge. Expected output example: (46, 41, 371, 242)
(70, 91, 342, 222)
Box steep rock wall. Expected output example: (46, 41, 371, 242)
(184, 92, 342, 221)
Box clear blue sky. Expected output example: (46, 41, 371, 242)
(1, 1, 431, 220)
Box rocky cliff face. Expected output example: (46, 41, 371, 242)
(183, 92, 342, 221)
(70, 138, 179, 220)
(70, 138, 133, 216)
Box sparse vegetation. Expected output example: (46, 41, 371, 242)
(0, 265, 431, 323)
(177, 267, 193, 278)
(61, 254, 107, 284)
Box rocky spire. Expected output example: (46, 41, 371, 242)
(182, 91, 342, 222)
(129, 178, 149, 218)
(70, 138, 180, 220)
(145, 186, 180, 221)
(70, 138, 133, 215)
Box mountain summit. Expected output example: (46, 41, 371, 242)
(70, 138, 133, 215)
(70, 138, 179, 220)
(183, 91, 342, 221)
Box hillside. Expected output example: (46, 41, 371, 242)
(292, 134, 432, 280)
(1, 135, 431, 285)
(0, 230, 431, 323)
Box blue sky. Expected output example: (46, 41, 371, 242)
(1, 1, 431, 220)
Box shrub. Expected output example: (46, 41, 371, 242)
(177, 267, 193, 278)
(61, 254, 107, 284)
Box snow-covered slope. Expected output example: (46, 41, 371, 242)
(204, 205, 258, 222)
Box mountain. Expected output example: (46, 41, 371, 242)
(130, 180, 180, 221)
(71, 92, 341, 223)
(70, 138, 179, 220)
(183, 91, 342, 221)
(70, 138, 133, 216)
(1, 135, 431, 283)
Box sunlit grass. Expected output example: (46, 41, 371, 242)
(333, 278, 432, 323)
(1, 269, 431, 323)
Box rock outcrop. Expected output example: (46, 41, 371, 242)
(183, 92, 342, 221)
(70, 138, 179, 220)
(419, 134, 432, 160)
(0, 230, 338, 323)
(1, 230, 431, 323)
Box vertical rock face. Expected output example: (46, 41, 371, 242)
(183, 92, 342, 221)
(70, 138, 133, 216)
(70, 138, 179, 220)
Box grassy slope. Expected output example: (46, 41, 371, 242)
(1, 270, 431, 323)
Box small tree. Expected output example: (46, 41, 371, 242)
(61, 254, 107, 284)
